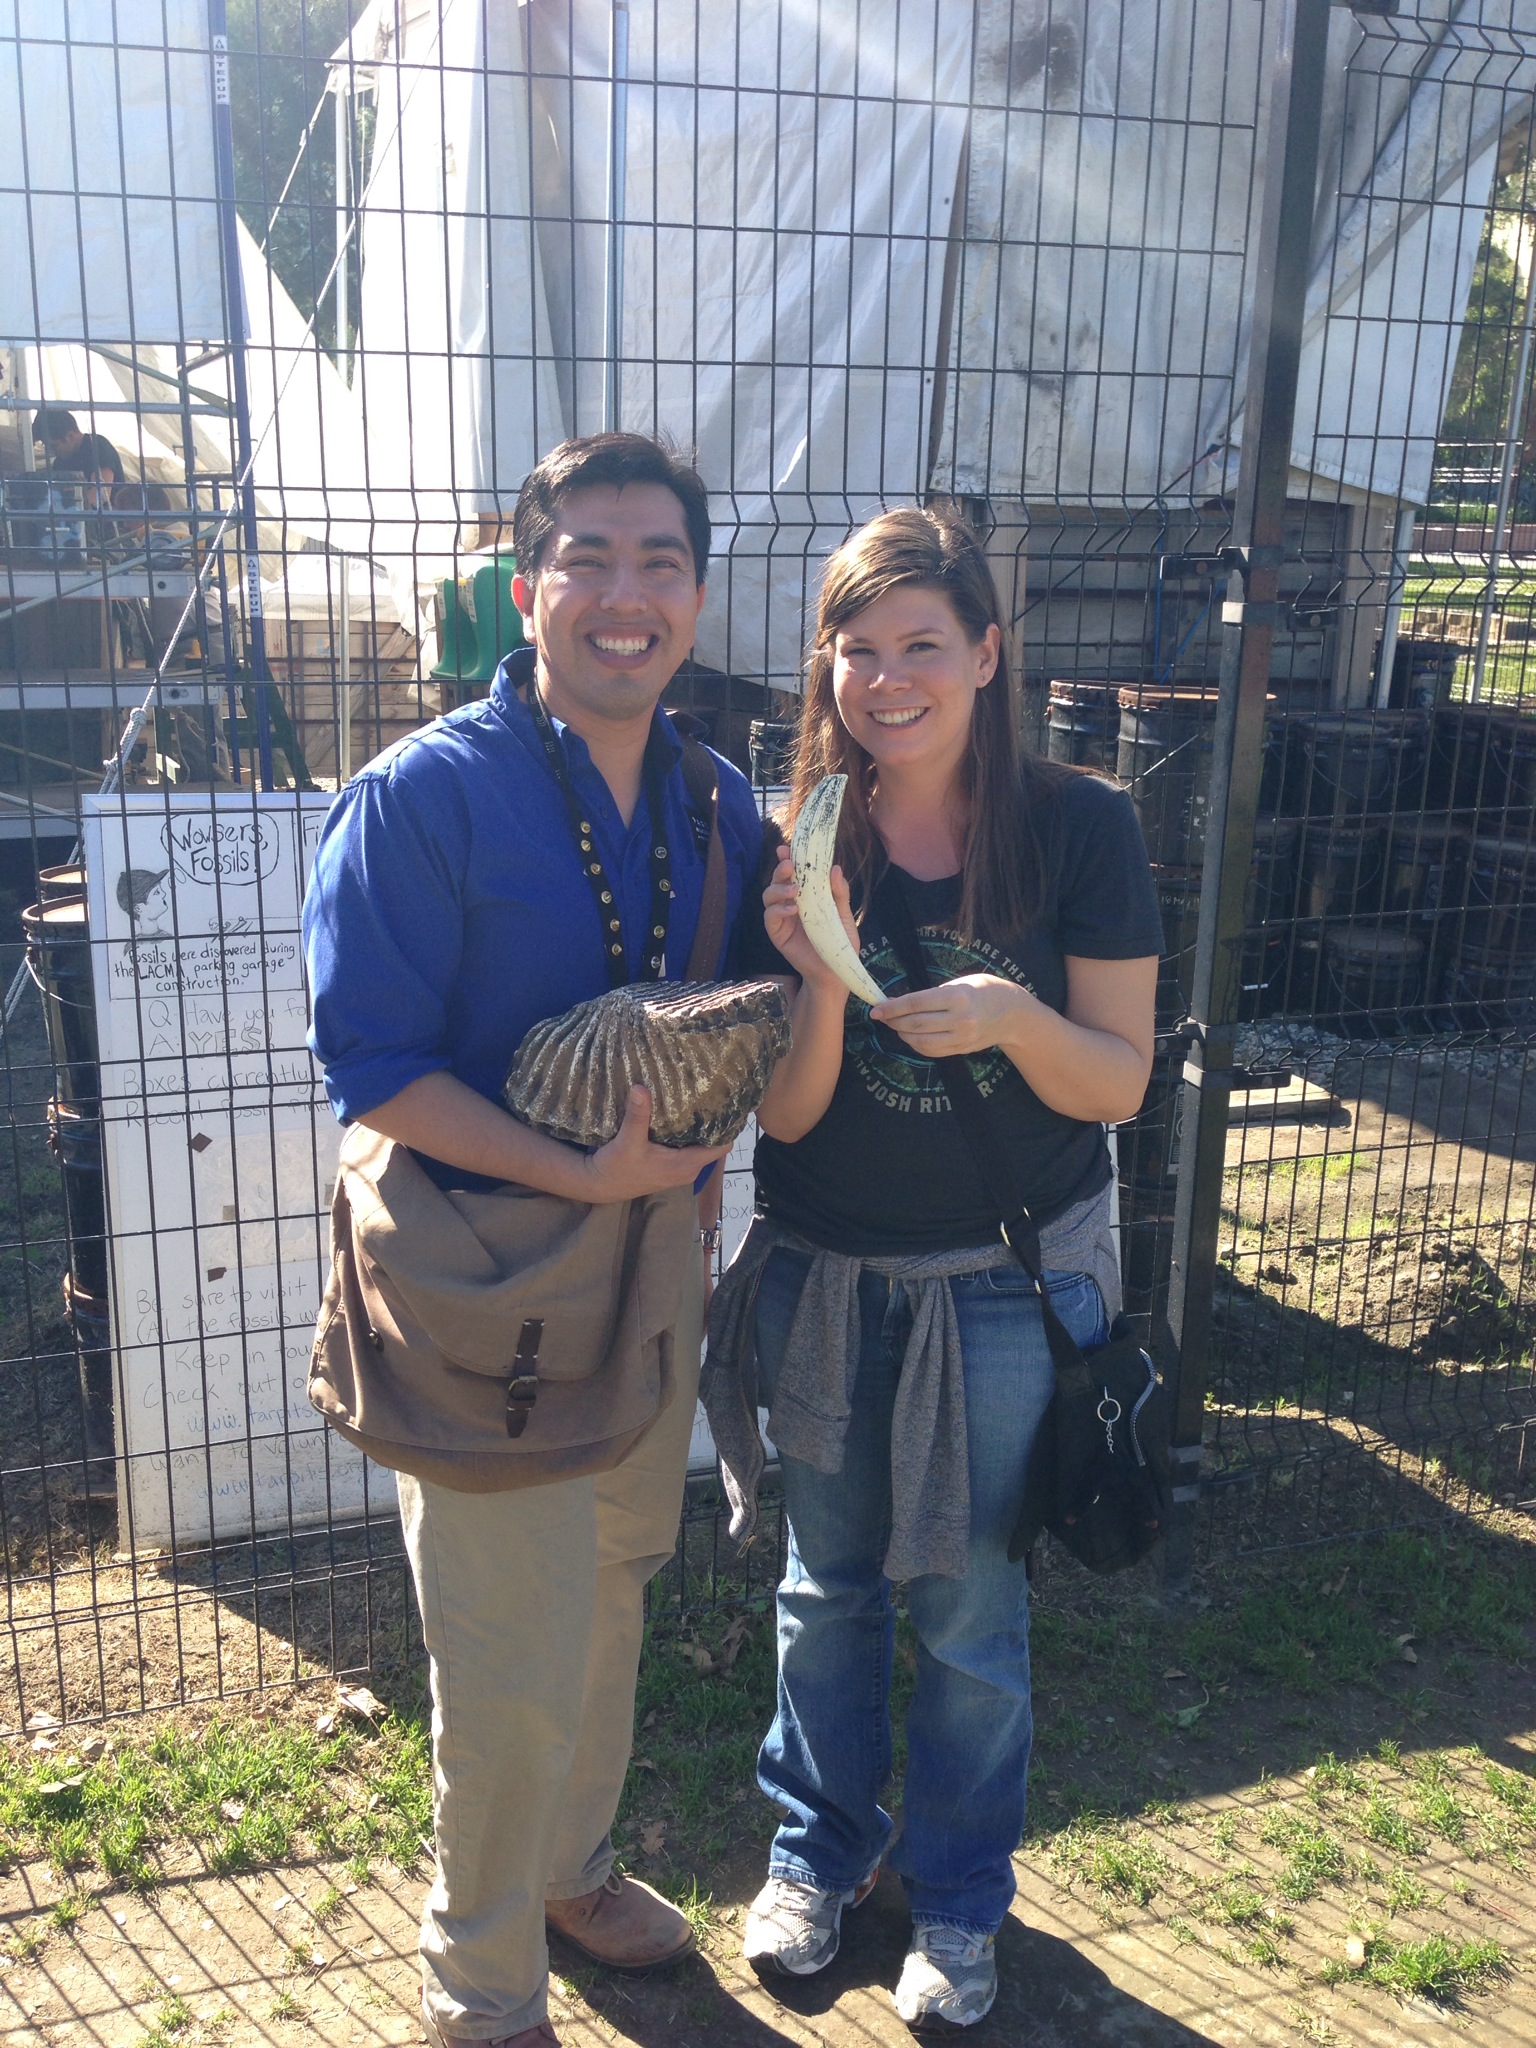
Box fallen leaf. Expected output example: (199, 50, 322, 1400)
(683, 1643, 716, 1676)
(642, 1710, 658, 1731)
(640, 1821, 667, 1857)
(1395, 1632, 1419, 1665)
(271, 1895, 294, 1914)
(314, 1710, 340, 1737)
(112, 1911, 126, 1928)
(336, 1684, 387, 1722)
(37, 1775, 86, 1796)
(1162, 1668, 1188, 1681)
(220, 1798, 246, 1823)
(1322, 1567, 1351, 1597)
(1174, 1686, 1211, 1730)
(78, 1735, 106, 1761)
(631, 1757, 657, 1771)
(716, 1615, 752, 1673)
(30, 1734, 57, 1753)
(24, 1711, 62, 1732)
(1344, 1936, 1367, 1970)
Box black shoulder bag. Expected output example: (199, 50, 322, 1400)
(875, 873, 1172, 1575)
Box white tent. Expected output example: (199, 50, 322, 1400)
(340, 0, 1527, 691)
(0, 0, 226, 345)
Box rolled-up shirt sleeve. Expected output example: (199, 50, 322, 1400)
(303, 762, 468, 1123)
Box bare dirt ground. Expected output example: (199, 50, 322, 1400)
(4, 1748, 1534, 2048)
(2, 1049, 1535, 2045)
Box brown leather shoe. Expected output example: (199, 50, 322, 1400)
(420, 1998, 559, 2047)
(545, 1872, 694, 1973)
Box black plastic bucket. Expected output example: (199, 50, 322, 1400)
(1389, 637, 1461, 709)
(63, 1271, 116, 1483)
(1300, 823, 1384, 919)
(1249, 816, 1300, 925)
(1118, 689, 1220, 866)
(1152, 865, 1201, 1023)
(1382, 817, 1468, 920)
(1301, 712, 1427, 818)
(1121, 1053, 1184, 1191)
(37, 862, 85, 906)
(22, 899, 99, 1110)
(748, 718, 798, 788)
(1429, 706, 1501, 810)
(1462, 837, 1536, 956)
(1323, 926, 1426, 1019)
(1490, 716, 1536, 821)
(1047, 681, 1122, 775)
(48, 1096, 107, 1299)
(1440, 941, 1536, 1029)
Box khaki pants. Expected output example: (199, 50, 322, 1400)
(399, 1259, 703, 2040)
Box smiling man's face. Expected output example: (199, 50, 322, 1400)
(511, 482, 705, 737)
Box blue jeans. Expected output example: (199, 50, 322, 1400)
(754, 1247, 1108, 1936)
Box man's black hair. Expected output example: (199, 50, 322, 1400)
(511, 432, 711, 584)
(32, 407, 78, 443)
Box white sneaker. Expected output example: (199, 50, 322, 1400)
(742, 1868, 878, 1977)
(894, 1922, 998, 2029)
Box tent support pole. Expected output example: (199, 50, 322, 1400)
(1161, 0, 1334, 1593)
(604, 1, 629, 432)
(209, 0, 276, 790)
(1472, 225, 1536, 702)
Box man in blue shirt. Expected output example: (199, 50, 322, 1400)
(304, 434, 764, 2048)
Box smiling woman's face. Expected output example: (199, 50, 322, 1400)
(830, 583, 1000, 784)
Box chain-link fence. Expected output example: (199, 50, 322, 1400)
(1, 0, 1534, 1727)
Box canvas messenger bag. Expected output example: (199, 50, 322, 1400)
(308, 1134, 698, 1490)
(308, 716, 728, 1491)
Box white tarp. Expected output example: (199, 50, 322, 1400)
(945, 0, 1534, 510)
(350, 0, 562, 580)
(345, 0, 1520, 691)
(0, 0, 226, 345)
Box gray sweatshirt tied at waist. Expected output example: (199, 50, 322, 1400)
(699, 1180, 1119, 1583)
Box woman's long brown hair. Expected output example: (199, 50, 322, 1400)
(787, 506, 1071, 946)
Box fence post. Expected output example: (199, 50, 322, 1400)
(1160, 0, 1335, 1591)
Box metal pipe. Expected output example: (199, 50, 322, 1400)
(208, 0, 276, 790)
(1161, 0, 1336, 1591)
(1471, 222, 1536, 701)
(335, 76, 350, 386)
(337, 554, 352, 783)
(604, 1, 630, 432)
(1374, 504, 1416, 708)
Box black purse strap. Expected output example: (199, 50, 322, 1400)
(873, 870, 1098, 1397)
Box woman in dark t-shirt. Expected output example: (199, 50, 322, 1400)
(730, 509, 1160, 2026)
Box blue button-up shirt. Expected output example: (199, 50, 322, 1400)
(303, 648, 764, 1169)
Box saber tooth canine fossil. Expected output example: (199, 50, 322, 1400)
(790, 773, 887, 1005)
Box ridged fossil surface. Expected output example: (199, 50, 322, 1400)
(504, 980, 793, 1149)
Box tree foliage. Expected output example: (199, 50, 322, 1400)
(225, 0, 364, 356)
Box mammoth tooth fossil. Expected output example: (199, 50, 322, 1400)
(503, 979, 793, 1150)
(791, 773, 886, 1006)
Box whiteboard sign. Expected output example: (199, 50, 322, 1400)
(82, 793, 371, 1548)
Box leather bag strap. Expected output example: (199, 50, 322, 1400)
(679, 734, 729, 981)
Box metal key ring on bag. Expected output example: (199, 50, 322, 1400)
(1097, 1394, 1122, 1424)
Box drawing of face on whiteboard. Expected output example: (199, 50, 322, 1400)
(116, 867, 172, 939)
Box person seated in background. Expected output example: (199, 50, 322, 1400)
(32, 407, 125, 509)
(111, 480, 182, 561)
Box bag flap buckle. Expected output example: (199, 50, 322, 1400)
(506, 1318, 545, 1438)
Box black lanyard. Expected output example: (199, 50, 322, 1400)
(524, 680, 673, 986)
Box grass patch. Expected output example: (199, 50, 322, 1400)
(142, 1993, 192, 2047)
(1363, 1933, 1506, 2002)
(0, 1711, 432, 1890)
(1359, 1794, 1425, 1858)
(1051, 1819, 1166, 1906)
(1258, 1812, 1349, 1901)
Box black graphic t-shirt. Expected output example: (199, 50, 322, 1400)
(739, 772, 1162, 1255)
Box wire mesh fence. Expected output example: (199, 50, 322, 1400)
(1, 0, 1535, 1726)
